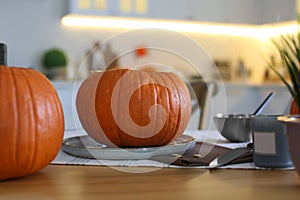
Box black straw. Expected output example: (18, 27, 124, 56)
(253, 92, 275, 115)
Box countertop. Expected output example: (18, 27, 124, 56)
(0, 165, 300, 200)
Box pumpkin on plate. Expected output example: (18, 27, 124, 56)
(0, 65, 64, 181)
(76, 68, 191, 147)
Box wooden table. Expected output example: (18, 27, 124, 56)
(1, 165, 300, 200)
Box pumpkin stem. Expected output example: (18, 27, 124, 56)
(0, 43, 7, 66)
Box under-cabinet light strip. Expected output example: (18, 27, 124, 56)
(61, 14, 299, 40)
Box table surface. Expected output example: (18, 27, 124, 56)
(1, 165, 300, 200)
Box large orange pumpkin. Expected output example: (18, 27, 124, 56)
(0, 65, 64, 180)
(76, 68, 191, 147)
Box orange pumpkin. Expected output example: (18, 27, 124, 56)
(76, 68, 191, 147)
(290, 98, 300, 114)
(0, 65, 64, 180)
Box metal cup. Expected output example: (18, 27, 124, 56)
(213, 113, 252, 142)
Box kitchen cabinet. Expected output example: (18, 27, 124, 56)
(184, 0, 296, 24)
(261, 0, 296, 24)
(66, 0, 296, 24)
(68, 0, 147, 18)
(146, 0, 188, 20)
(184, 0, 261, 24)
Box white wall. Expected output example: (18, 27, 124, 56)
(0, 0, 285, 84)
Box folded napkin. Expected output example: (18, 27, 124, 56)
(152, 142, 253, 166)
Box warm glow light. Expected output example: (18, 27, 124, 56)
(61, 14, 299, 40)
(262, 22, 299, 37)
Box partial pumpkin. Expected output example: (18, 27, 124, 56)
(76, 68, 191, 147)
(0, 66, 64, 181)
(290, 98, 300, 114)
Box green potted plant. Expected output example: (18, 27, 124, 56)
(267, 26, 300, 114)
(42, 48, 68, 80)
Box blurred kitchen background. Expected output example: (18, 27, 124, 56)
(0, 0, 297, 130)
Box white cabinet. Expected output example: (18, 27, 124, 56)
(185, 0, 296, 24)
(66, 0, 296, 24)
(185, 0, 261, 24)
(68, 0, 148, 17)
(147, 0, 188, 20)
(261, 0, 296, 24)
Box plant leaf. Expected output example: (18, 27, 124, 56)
(267, 59, 294, 96)
(268, 30, 300, 110)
